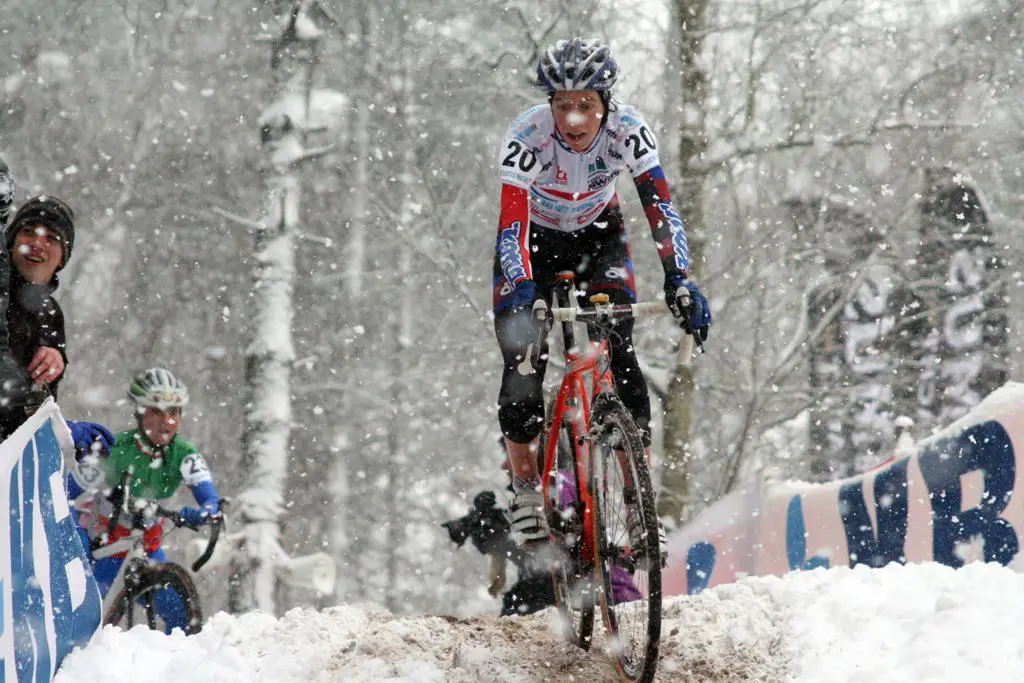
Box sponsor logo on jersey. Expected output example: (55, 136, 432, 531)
(514, 123, 538, 142)
(620, 113, 643, 127)
(577, 201, 606, 225)
(531, 206, 561, 227)
(588, 172, 616, 191)
(498, 221, 529, 285)
(555, 167, 568, 185)
(605, 266, 628, 280)
(586, 156, 616, 190)
(657, 200, 690, 271)
(511, 105, 544, 128)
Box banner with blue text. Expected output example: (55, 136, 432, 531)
(0, 402, 102, 682)
(665, 382, 1024, 596)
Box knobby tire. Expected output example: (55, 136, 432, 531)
(590, 394, 661, 683)
(106, 561, 204, 635)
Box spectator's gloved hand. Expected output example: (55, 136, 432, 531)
(178, 501, 221, 528)
(67, 421, 115, 461)
(664, 274, 711, 342)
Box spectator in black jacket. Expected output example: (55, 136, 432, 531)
(0, 195, 75, 437)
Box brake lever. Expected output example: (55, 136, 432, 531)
(675, 290, 705, 354)
(517, 299, 551, 375)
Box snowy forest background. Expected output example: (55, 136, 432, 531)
(2, 0, 1021, 615)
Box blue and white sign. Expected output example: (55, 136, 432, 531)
(0, 401, 102, 682)
(665, 383, 1024, 597)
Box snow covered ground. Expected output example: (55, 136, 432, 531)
(55, 561, 1024, 682)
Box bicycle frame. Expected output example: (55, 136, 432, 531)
(540, 282, 619, 569)
(75, 469, 223, 625)
(91, 517, 177, 617)
(536, 280, 671, 683)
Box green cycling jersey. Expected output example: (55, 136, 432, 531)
(102, 429, 213, 502)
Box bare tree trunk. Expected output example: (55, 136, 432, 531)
(660, 0, 710, 527)
(384, 239, 411, 611)
(344, 5, 377, 300)
(230, 1, 315, 614)
(231, 170, 298, 613)
(382, 42, 417, 612)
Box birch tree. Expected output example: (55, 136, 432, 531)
(230, 0, 323, 614)
(658, 0, 711, 527)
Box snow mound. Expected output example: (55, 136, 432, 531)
(56, 562, 1024, 682)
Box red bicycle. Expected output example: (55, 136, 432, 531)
(535, 272, 667, 683)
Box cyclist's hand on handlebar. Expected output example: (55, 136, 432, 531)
(664, 275, 712, 342)
(177, 501, 221, 529)
(506, 280, 538, 315)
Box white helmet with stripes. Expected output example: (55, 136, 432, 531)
(128, 367, 189, 410)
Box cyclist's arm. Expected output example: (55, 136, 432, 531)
(189, 480, 221, 512)
(179, 451, 221, 513)
(616, 110, 690, 280)
(495, 183, 533, 289)
(633, 166, 690, 279)
(495, 112, 544, 298)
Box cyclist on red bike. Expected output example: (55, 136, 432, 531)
(493, 38, 712, 550)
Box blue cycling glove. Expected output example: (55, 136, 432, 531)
(67, 421, 115, 461)
(178, 501, 221, 528)
(506, 280, 538, 314)
(664, 275, 712, 341)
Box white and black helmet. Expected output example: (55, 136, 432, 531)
(536, 38, 619, 93)
(128, 367, 189, 410)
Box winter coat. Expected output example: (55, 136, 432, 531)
(0, 270, 65, 436)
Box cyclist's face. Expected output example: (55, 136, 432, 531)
(141, 406, 181, 448)
(551, 91, 605, 152)
(11, 224, 63, 284)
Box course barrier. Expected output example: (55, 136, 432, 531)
(0, 401, 102, 682)
(664, 382, 1024, 596)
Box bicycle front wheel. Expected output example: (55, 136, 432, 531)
(106, 562, 204, 635)
(546, 420, 595, 650)
(590, 394, 661, 683)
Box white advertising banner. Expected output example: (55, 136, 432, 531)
(0, 401, 102, 682)
(665, 382, 1024, 596)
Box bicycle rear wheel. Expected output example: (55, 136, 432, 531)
(106, 562, 204, 635)
(590, 394, 661, 683)
(546, 420, 595, 650)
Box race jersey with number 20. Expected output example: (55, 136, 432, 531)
(497, 103, 661, 232)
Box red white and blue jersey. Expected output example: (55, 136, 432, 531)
(495, 103, 690, 294)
